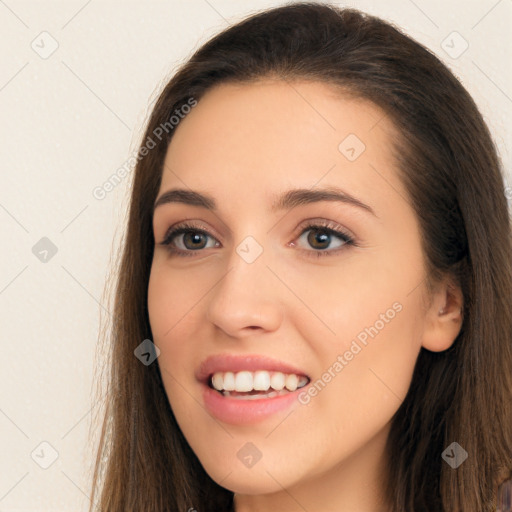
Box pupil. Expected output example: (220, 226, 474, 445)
(184, 232, 206, 249)
(308, 229, 329, 249)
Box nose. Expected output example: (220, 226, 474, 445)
(205, 252, 284, 337)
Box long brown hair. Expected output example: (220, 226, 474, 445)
(88, 3, 512, 510)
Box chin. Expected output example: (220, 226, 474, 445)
(198, 454, 298, 495)
(213, 473, 289, 495)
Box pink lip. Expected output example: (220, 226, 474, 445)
(196, 353, 311, 425)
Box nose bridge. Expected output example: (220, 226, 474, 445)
(206, 236, 284, 334)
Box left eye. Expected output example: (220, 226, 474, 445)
(161, 224, 218, 255)
(159, 221, 355, 258)
(295, 226, 352, 252)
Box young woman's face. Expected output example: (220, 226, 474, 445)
(148, 80, 435, 506)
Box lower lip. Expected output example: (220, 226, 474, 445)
(201, 382, 307, 425)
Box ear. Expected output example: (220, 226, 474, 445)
(421, 276, 464, 352)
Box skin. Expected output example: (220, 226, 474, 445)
(147, 80, 463, 512)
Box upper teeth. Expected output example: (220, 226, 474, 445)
(210, 370, 308, 392)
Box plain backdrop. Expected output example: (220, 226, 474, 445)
(0, 1, 511, 510)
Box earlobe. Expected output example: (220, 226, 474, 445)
(421, 279, 464, 353)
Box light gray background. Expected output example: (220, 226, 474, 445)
(1, 1, 511, 510)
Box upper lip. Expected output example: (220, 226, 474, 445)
(196, 353, 310, 384)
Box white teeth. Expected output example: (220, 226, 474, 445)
(285, 373, 298, 392)
(210, 370, 308, 393)
(223, 372, 235, 391)
(270, 371, 285, 390)
(211, 373, 224, 391)
(235, 371, 253, 392)
(253, 371, 271, 391)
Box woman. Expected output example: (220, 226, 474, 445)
(89, 3, 512, 511)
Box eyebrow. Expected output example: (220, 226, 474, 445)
(153, 186, 376, 217)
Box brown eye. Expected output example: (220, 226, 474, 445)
(295, 223, 353, 256)
(160, 222, 220, 257)
(289, 219, 356, 259)
(180, 231, 209, 250)
(306, 229, 332, 250)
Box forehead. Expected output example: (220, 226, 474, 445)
(159, 80, 405, 216)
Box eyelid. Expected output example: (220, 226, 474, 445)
(161, 220, 218, 241)
(294, 217, 355, 241)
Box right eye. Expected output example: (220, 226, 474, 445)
(160, 221, 220, 257)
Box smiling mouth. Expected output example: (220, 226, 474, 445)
(208, 369, 309, 400)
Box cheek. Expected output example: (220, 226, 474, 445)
(147, 261, 209, 339)
(322, 295, 421, 409)
(319, 270, 422, 393)
(270, 234, 424, 340)
(292, 259, 424, 443)
(293, 300, 421, 476)
(147, 265, 194, 396)
(147, 262, 211, 407)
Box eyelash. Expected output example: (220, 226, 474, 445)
(159, 219, 356, 259)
